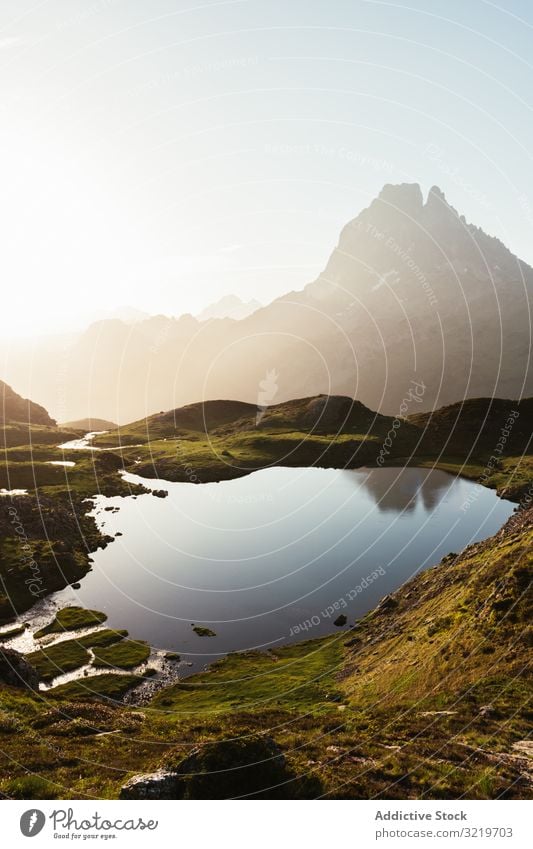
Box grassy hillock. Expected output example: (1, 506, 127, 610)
(60, 418, 118, 432)
(92, 395, 419, 482)
(409, 397, 532, 457)
(35, 607, 108, 637)
(90, 395, 531, 502)
(92, 639, 150, 670)
(95, 395, 398, 444)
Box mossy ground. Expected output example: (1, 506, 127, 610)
(191, 625, 216, 638)
(47, 673, 143, 701)
(92, 639, 150, 670)
(25, 628, 130, 682)
(35, 607, 107, 638)
(27, 641, 91, 682)
(0, 625, 26, 640)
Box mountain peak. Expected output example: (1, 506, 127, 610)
(424, 184, 459, 221)
(377, 182, 424, 216)
(426, 184, 446, 204)
(197, 295, 262, 322)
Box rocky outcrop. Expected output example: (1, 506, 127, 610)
(119, 769, 184, 800)
(120, 735, 291, 800)
(0, 380, 55, 426)
(0, 647, 39, 690)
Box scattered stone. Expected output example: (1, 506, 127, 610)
(420, 710, 457, 717)
(376, 594, 398, 613)
(513, 741, 533, 758)
(333, 614, 347, 627)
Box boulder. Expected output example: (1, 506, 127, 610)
(120, 770, 184, 800)
(120, 735, 294, 800)
(0, 647, 39, 690)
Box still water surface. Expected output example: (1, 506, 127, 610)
(55, 466, 514, 673)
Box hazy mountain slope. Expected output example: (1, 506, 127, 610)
(196, 294, 262, 321)
(0, 380, 55, 426)
(1, 184, 531, 423)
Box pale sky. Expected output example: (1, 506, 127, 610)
(1, 0, 533, 337)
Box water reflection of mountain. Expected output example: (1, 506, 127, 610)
(351, 467, 454, 513)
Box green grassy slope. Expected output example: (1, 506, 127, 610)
(92, 394, 532, 500)
(60, 418, 118, 431)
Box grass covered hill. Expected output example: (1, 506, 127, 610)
(92, 394, 532, 499)
(60, 418, 118, 432)
(409, 397, 533, 457)
(97, 394, 395, 441)
(92, 394, 418, 482)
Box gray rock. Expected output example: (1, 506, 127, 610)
(119, 769, 184, 800)
(120, 735, 289, 800)
(0, 647, 39, 690)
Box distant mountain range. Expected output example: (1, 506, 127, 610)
(196, 294, 262, 321)
(2, 183, 531, 423)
